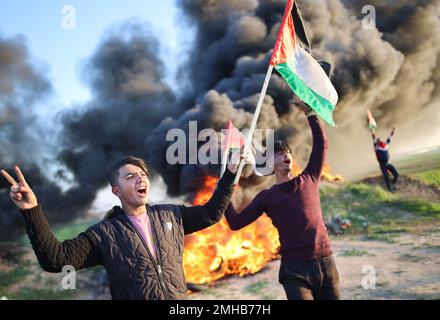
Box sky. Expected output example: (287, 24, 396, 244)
(0, 0, 184, 107)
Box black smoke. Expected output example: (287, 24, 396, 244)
(149, 0, 440, 206)
(0, 34, 61, 239)
(57, 22, 178, 212)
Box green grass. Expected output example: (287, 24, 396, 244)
(354, 148, 440, 182)
(53, 220, 98, 242)
(262, 293, 278, 300)
(0, 242, 33, 296)
(394, 149, 440, 175)
(322, 183, 440, 223)
(341, 249, 368, 256)
(245, 280, 269, 295)
(391, 199, 440, 218)
(0, 268, 31, 293)
(19, 219, 98, 246)
(320, 180, 440, 242)
(412, 168, 440, 186)
(1, 224, 94, 299)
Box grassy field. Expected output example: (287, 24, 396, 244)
(1, 219, 99, 299)
(320, 148, 440, 242)
(412, 168, 440, 186)
(394, 148, 440, 175)
(321, 182, 440, 241)
(351, 147, 440, 183)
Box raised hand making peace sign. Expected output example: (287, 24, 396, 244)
(1, 166, 38, 210)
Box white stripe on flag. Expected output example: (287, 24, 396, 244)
(289, 45, 338, 106)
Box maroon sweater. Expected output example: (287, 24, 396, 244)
(225, 115, 332, 262)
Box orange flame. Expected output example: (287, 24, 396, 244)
(321, 163, 345, 182)
(183, 177, 280, 284)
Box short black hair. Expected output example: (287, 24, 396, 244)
(107, 156, 149, 187)
(274, 140, 292, 154)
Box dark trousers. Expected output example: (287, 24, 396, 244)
(279, 255, 340, 300)
(380, 162, 399, 191)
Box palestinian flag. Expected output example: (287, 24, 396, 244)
(366, 108, 377, 131)
(270, 0, 339, 126)
(220, 120, 246, 177)
(221, 120, 267, 176)
(224, 120, 246, 153)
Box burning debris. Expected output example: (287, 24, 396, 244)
(183, 174, 280, 284)
(325, 216, 352, 236)
(183, 164, 344, 285)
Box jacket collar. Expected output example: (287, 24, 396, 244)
(103, 204, 152, 221)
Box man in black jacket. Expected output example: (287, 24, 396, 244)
(1, 156, 238, 300)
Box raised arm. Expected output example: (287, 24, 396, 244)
(224, 193, 265, 231)
(179, 168, 235, 235)
(302, 112, 329, 180)
(387, 127, 395, 144)
(22, 205, 101, 272)
(1, 166, 100, 272)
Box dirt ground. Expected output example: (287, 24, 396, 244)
(70, 221, 440, 300)
(1, 219, 439, 300)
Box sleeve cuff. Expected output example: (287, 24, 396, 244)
(219, 168, 235, 186)
(305, 110, 317, 117)
(21, 204, 46, 225)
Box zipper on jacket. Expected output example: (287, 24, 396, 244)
(147, 207, 163, 263)
(123, 210, 171, 300)
(147, 207, 171, 298)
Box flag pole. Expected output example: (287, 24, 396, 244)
(220, 148, 228, 178)
(220, 121, 232, 178)
(234, 64, 274, 184)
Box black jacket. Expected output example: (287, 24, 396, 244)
(21, 169, 235, 300)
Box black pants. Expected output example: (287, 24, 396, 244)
(279, 255, 340, 300)
(380, 162, 399, 191)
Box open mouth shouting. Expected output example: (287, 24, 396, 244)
(136, 186, 148, 197)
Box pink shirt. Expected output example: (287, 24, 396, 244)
(127, 212, 157, 260)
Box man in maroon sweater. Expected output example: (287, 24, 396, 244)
(225, 104, 340, 300)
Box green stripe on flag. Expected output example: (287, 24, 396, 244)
(275, 62, 336, 126)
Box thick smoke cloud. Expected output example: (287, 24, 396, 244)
(0, 35, 58, 239)
(1, 22, 178, 239)
(149, 0, 440, 204)
(58, 22, 177, 209)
